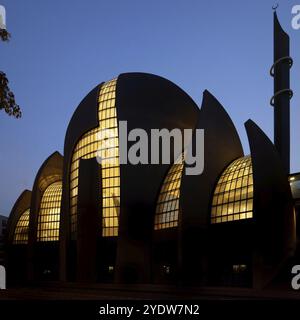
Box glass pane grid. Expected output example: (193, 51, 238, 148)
(154, 155, 184, 230)
(37, 181, 62, 242)
(13, 208, 30, 244)
(69, 79, 120, 237)
(211, 156, 254, 224)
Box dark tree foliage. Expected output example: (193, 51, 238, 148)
(0, 28, 10, 41)
(0, 28, 22, 118)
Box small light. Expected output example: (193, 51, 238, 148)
(290, 176, 295, 181)
(163, 265, 171, 275)
(108, 266, 114, 273)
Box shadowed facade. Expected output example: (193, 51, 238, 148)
(6, 190, 32, 285)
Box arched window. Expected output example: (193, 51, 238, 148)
(70, 79, 120, 237)
(154, 155, 184, 230)
(211, 156, 253, 223)
(37, 181, 62, 241)
(13, 208, 30, 244)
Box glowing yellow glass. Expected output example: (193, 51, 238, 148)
(37, 181, 62, 241)
(154, 155, 184, 230)
(211, 156, 253, 223)
(70, 79, 120, 237)
(13, 208, 30, 244)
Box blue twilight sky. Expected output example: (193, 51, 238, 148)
(0, 0, 300, 216)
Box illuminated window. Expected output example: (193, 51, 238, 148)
(13, 208, 30, 244)
(37, 181, 62, 242)
(232, 264, 247, 273)
(154, 155, 184, 230)
(290, 174, 300, 199)
(108, 266, 114, 273)
(211, 156, 253, 224)
(70, 79, 120, 237)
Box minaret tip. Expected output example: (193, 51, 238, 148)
(272, 3, 279, 11)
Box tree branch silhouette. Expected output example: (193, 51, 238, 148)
(0, 28, 22, 118)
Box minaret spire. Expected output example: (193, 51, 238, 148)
(270, 11, 293, 174)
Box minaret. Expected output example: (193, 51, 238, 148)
(270, 11, 293, 174)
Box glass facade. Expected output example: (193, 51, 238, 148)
(154, 155, 184, 230)
(211, 156, 253, 224)
(13, 208, 30, 244)
(70, 79, 120, 237)
(39, 174, 62, 192)
(37, 181, 62, 242)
